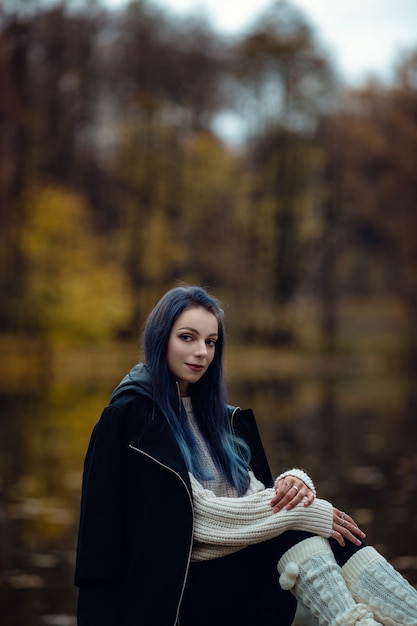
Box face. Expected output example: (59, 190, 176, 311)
(166, 305, 219, 396)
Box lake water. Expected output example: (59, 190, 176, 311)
(1, 346, 416, 625)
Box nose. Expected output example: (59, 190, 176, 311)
(195, 340, 208, 357)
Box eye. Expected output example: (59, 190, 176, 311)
(179, 333, 194, 342)
(206, 339, 217, 347)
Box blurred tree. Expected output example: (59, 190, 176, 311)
(3, 0, 415, 357)
(101, 0, 227, 332)
(0, 5, 101, 185)
(0, 4, 104, 334)
(320, 48, 417, 358)
(231, 0, 334, 343)
(0, 2, 227, 338)
(232, 0, 333, 137)
(20, 185, 131, 343)
(181, 130, 244, 289)
(0, 15, 32, 332)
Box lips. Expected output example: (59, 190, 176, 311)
(186, 363, 204, 373)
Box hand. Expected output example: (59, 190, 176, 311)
(331, 507, 366, 547)
(270, 477, 315, 512)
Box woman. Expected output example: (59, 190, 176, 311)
(75, 286, 417, 626)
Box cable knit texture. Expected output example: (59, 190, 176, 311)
(277, 537, 382, 626)
(342, 546, 417, 626)
(189, 473, 333, 561)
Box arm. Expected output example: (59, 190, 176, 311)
(75, 405, 125, 585)
(190, 472, 333, 562)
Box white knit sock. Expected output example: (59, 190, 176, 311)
(342, 546, 417, 626)
(277, 537, 382, 626)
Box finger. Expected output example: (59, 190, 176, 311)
(342, 527, 364, 545)
(274, 479, 294, 495)
(274, 478, 288, 492)
(271, 490, 294, 511)
(274, 485, 314, 512)
(271, 480, 292, 505)
(302, 490, 315, 507)
(344, 513, 361, 529)
(270, 488, 291, 509)
(338, 514, 366, 539)
(284, 484, 303, 509)
(331, 529, 345, 547)
(272, 481, 302, 511)
(274, 479, 295, 497)
(335, 523, 365, 545)
(285, 486, 313, 510)
(270, 492, 286, 508)
(337, 510, 361, 531)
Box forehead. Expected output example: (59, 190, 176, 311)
(173, 306, 218, 334)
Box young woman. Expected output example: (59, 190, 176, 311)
(75, 286, 417, 626)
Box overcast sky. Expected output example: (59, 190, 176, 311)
(150, 0, 417, 85)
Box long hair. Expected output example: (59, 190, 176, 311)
(143, 286, 250, 495)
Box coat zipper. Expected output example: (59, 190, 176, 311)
(130, 400, 240, 622)
(128, 443, 194, 626)
(230, 405, 241, 430)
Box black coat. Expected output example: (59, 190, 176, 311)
(74, 366, 284, 625)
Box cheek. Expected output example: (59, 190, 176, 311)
(167, 339, 184, 364)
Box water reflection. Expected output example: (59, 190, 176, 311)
(1, 354, 416, 625)
(0, 382, 108, 626)
(229, 373, 417, 580)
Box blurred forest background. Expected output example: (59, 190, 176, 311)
(1, 0, 417, 624)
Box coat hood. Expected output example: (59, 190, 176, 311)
(110, 362, 153, 403)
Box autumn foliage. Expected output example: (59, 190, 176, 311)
(0, 0, 416, 358)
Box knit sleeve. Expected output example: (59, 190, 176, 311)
(275, 468, 316, 496)
(190, 473, 333, 562)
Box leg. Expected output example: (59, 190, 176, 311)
(326, 524, 417, 624)
(246, 538, 297, 625)
(328, 535, 368, 567)
(342, 546, 417, 626)
(277, 535, 382, 626)
(180, 542, 297, 626)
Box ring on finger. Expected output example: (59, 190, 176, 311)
(341, 519, 347, 527)
(290, 485, 299, 493)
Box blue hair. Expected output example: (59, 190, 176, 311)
(143, 286, 250, 496)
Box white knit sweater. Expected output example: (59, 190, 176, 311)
(180, 397, 333, 562)
(189, 472, 333, 562)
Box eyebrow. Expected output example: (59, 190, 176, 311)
(177, 326, 218, 338)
